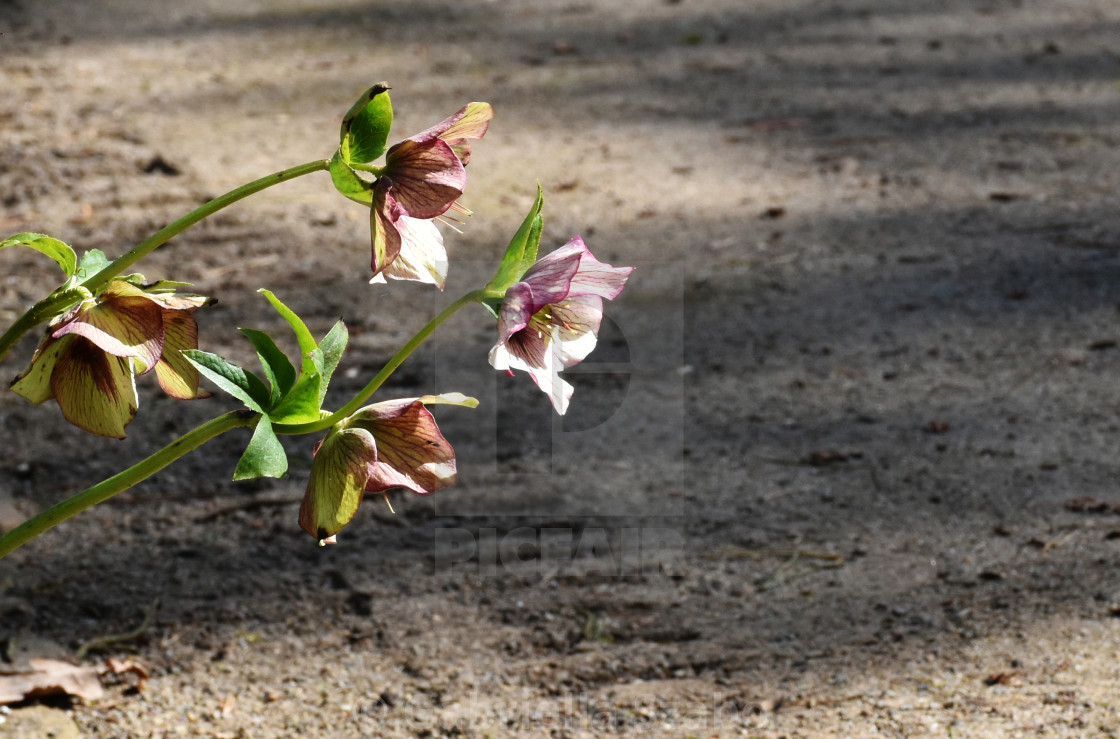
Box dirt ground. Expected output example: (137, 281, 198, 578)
(4, 0, 1120, 736)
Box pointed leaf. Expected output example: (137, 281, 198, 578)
(310, 319, 349, 406)
(487, 184, 544, 292)
(258, 289, 317, 378)
(329, 149, 374, 206)
(339, 83, 393, 164)
(268, 373, 322, 424)
(183, 349, 271, 412)
(0, 233, 77, 277)
(233, 415, 288, 480)
(239, 327, 297, 404)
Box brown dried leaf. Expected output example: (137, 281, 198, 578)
(0, 658, 103, 703)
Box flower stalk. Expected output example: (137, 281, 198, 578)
(0, 410, 258, 559)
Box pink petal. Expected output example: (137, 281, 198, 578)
(493, 282, 535, 347)
(370, 181, 404, 280)
(382, 139, 466, 219)
(351, 400, 458, 495)
(549, 295, 605, 368)
(50, 337, 138, 438)
(408, 102, 494, 165)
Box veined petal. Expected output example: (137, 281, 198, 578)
(379, 215, 448, 289)
(408, 102, 493, 161)
(561, 236, 635, 300)
(549, 295, 605, 368)
(155, 310, 207, 399)
(351, 400, 457, 495)
(370, 181, 404, 281)
(9, 334, 72, 404)
(501, 328, 574, 415)
(494, 282, 535, 346)
(50, 337, 138, 438)
(519, 246, 582, 309)
(53, 281, 164, 372)
(382, 139, 465, 219)
(299, 427, 377, 540)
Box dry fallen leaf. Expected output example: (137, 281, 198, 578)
(0, 658, 103, 703)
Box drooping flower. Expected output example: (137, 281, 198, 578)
(488, 237, 634, 415)
(369, 102, 493, 289)
(299, 394, 474, 543)
(10, 280, 210, 438)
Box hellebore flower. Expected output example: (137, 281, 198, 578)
(299, 395, 470, 543)
(488, 237, 634, 415)
(370, 102, 493, 289)
(10, 280, 210, 438)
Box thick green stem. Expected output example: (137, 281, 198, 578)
(82, 159, 330, 292)
(0, 287, 88, 365)
(275, 289, 489, 435)
(0, 410, 257, 559)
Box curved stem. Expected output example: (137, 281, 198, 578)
(275, 289, 488, 435)
(82, 159, 330, 292)
(0, 410, 257, 560)
(0, 287, 88, 365)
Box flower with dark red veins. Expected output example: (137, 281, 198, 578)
(10, 280, 210, 438)
(299, 394, 475, 544)
(369, 102, 493, 289)
(488, 237, 634, 414)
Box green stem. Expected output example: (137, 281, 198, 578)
(82, 159, 330, 292)
(0, 410, 257, 559)
(275, 289, 489, 435)
(0, 287, 88, 365)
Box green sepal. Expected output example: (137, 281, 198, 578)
(76, 249, 111, 282)
(329, 149, 374, 206)
(0, 233, 77, 278)
(339, 82, 393, 164)
(233, 415, 288, 480)
(486, 184, 544, 292)
(239, 328, 297, 406)
(183, 349, 272, 413)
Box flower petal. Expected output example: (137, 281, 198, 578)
(379, 215, 448, 289)
(370, 181, 404, 280)
(52, 281, 164, 373)
(549, 295, 605, 368)
(382, 139, 465, 219)
(50, 337, 138, 438)
(498, 329, 574, 415)
(493, 282, 535, 347)
(9, 334, 71, 404)
(351, 400, 457, 495)
(155, 310, 208, 399)
(408, 102, 493, 165)
(519, 246, 582, 309)
(561, 237, 635, 300)
(299, 427, 377, 540)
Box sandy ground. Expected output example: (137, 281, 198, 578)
(4, 0, 1120, 736)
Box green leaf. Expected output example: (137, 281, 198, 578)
(233, 415, 288, 480)
(239, 328, 297, 406)
(0, 233, 77, 278)
(76, 249, 111, 281)
(310, 319, 348, 406)
(268, 374, 323, 424)
(183, 349, 271, 412)
(329, 148, 374, 206)
(486, 184, 544, 292)
(258, 289, 317, 378)
(339, 83, 393, 164)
